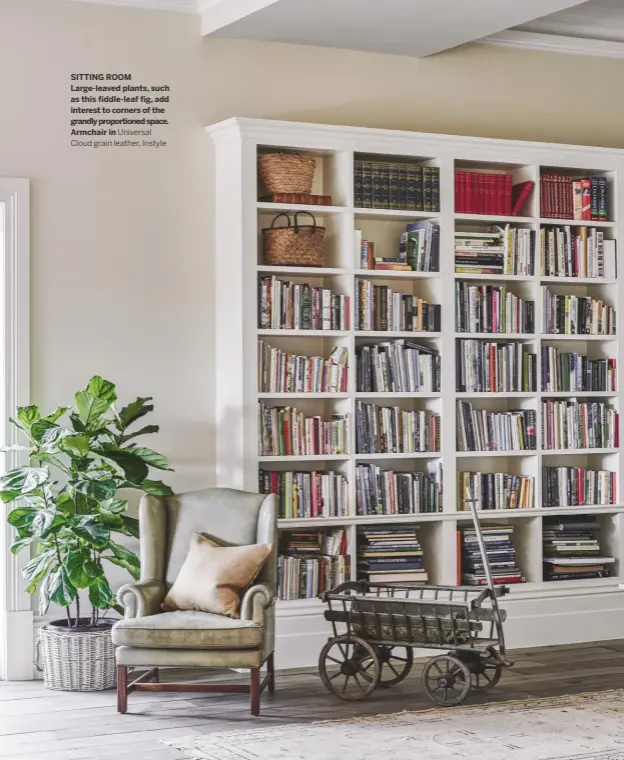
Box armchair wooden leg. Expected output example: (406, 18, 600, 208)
(153, 667, 159, 683)
(250, 667, 261, 716)
(267, 653, 275, 693)
(117, 666, 128, 714)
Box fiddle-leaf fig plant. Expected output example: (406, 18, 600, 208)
(0, 376, 173, 627)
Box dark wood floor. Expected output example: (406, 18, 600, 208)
(2, 640, 624, 760)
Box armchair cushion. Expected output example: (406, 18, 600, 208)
(162, 533, 272, 618)
(111, 610, 263, 650)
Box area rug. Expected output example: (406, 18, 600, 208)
(164, 690, 624, 760)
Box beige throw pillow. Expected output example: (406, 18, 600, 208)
(162, 533, 271, 618)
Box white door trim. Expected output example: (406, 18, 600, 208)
(0, 178, 32, 681)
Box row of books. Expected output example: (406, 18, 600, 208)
(357, 526, 428, 584)
(354, 160, 440, 212)
(356, 222, 440, 273)
(541, 348, 616, 393)
(258, 403, 350, 456)
(277, 529, 349, 600)
(540, 174, 608, 221)
(356, 463, 442, 516)
(455, 283, 535, 334)
(457, 402, 537, 452)
(454, 172, 514, 216)
(454, 226, 535, 276)
(540, 226, 616, 279)
(258, 277, 350, 331)
(355, 400, 441, 454)
(456, 340, 536, 394)
(541, 399, 618, 450)
(259, 469, 349, 519)
(543, 517, 613, 582)
(542, 289, 616, 336)
(257, 342, 348, 394)
(355, 280, 441, 332)
(459, 524, 525, 586)
(543, 467, 616, 508)
(458, 471, 534, 511)
(356, 340, 440, 394)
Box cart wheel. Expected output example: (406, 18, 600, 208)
(318, 635, 380, 701)
(422, 654, 471, 707)
(373, 646, 413, 687)
(471, 659, 503, 692)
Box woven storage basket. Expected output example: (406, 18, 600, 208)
(258, 153, 316, 194)
(262, 212, 325, 267)
(37, 620, 116, 691)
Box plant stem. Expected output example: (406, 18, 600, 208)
(65, 606, 71, 626)
(75, 591, 80, 627)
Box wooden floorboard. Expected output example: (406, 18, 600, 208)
(2, 641, 624, 759)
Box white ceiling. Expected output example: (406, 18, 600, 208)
(67, 0, 624, 58)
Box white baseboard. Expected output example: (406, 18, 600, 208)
(3, 611, 34, 680)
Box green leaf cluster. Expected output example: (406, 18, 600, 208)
(1, 377, 173, 626)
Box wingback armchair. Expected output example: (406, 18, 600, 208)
(112, 487, 277, 716)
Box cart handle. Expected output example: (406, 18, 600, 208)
(320, 580, 368, 601)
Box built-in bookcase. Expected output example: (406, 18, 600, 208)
(208, 118, 624, 668)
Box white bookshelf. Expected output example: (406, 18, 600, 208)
(207, 118, 624, 669)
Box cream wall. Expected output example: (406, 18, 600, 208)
(2, 0, 624, 512)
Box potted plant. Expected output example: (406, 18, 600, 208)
(0, 376, 173, 691)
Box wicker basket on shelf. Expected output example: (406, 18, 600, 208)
(258, 153, 316, 194)
(262, 212, 325, 267)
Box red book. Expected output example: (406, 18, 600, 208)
(511, 181, 534, 216)
(466, 173, 473, 214)
(580, 178, 592, 220)
(260, 193, 333, 205)
(455, 171, 461, 212)
(504, 175, 512, 215)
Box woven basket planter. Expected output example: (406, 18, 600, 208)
(258, 153, 316, 194)
(262, 212, 325, 267)
(37, 619, 116, 691)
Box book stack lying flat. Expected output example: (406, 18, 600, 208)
(355, 280, 441, 332)
(541, 347, 616, 393)
(455, 283, 534, 334)
(543, 466, 616, 508)
(454, 226, 535, 276)
(356, 401, 441, 454)
(542, 289, 616, 336)
(357, 526, 428, 584)
(356, 462, 442, 515)
(454, 172, 512, 215)
(259, 469, 349, 519)
(278, 529, 349, 600)
(456, 401, 536, 452)
(354, 160, 440, 212)
(460, 524, 525, 585)
(543, 517, 615, 582)
(540, 174, 608, 221)
(458, 471, 535, 510)
(258, 402, 350, 456)
(356, 340, 440, 393)
(456, 340, 536, 393)
(258, 277, 350, 331)
(541, 399, 618, 450)
(258, 342, 348, 393)
(540, 226, 616, 279)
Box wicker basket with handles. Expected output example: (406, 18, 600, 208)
(262, 212, 325, 267)
(258, 153, 316, 194)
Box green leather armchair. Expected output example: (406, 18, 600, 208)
(112, 487, 277, 715)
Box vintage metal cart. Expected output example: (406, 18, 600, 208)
(318, 500, 513, 706)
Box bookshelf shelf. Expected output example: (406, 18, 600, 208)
(257, 202, 347, 215)
(210, 117, 624, 668)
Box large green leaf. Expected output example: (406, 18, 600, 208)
(10, 536, 33, 554)
(137, 479, 173, 497)
(37, 424, 73, 452)
(121, 424, 159, 443)
(73, 478, 117, 502)
(101, 499, 128, 515)
(16, 405, 41, 431)
(126, 446, 171, 471)
(74, 392, 112, 427)
(23, 550, 55, 589)
(49, 566, 77, 607)
(38, 566, 59, 615)
(55, 491, 75, 516)
(96, 508, 123, 528)
(7, 507, 37, 530)
(66, 547, 103, 589)
(31, 507, 65, 538)
(0, 467, 48, 503)
(71, 517, 110, 548)
(117, 397, 153, 429)
(119, 516, 139, 538)
(95, 449, 148, 484)
(107, 541, 140, 577)
(60, 434, 90, 458)
(87, 376, 117, 405)
(88, 574, 114, 609)
(42, 407, 71, 424)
